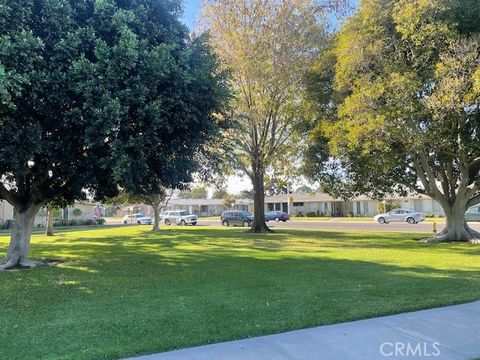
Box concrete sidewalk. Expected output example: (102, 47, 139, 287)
(127, 301, 480, 360)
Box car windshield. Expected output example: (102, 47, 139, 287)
(241, 211, 252, 216)
(179, 211, 191, 216)
(134, 214, 145, 218)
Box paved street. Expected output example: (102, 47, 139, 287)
(108, 218, 480, 233)
(127, 301, 480, 360)
(199, 219, 480, 233)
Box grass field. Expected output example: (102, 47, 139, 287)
(1, 226, 479, 360)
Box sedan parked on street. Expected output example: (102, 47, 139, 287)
(466, 206, 480, 222)
(163, 210, 198, 226)
(123, 213, 153, 225)
(221, 211, 254, 227)
(374, 208, 425, 224)
(265, 211, 290, 222)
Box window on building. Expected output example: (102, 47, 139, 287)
(200, 205, 208, 213)
(267, 203, 274, 211)
(292, 202, 304, 207)
(356, 202, 361, 214)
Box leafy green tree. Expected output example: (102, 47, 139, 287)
(203, 0, 337, 232)
(239, 189, 254, 200)
(211, 188, 228, 199)
(295, 185, 313, 194)
(179, 186, 208, 199)
(0, 0, 229, 269)
(221, 194, 237, 210)
(304, 0, 480, 242)
(111, 189, 174, 232)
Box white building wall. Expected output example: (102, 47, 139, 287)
(0, 201, 14, 224)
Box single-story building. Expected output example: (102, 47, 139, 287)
(126, 192, 447, 218)
(264, 193, 445, 217)
(164, 198, 253, 217)
(0, 201, 104, 227)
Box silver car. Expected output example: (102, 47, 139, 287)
(374, 208, 425, 224)
(163, 210, 198, 226)
(466, 206, 480, 222)
(123, 213, 153, 225)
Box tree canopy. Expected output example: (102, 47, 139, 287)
(0, 0, 229, 269)
(202, 0, 333, 232)
(304, 0, 480, 242)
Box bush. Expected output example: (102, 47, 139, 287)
(69, 219, 78, 226)
(96, 218, 106, 225)
(84, 219, 94, 226)
(306, 211, 318, 217)
(72, 208, 82, 217)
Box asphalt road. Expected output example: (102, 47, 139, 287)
(198, 219, 480, 233)
(108, 218, 480, 233)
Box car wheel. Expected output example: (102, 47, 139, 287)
(378, 217, 386, 224)
(282, 220, 287, 222)
(123, 220, 128, 224)
(275, 217, 280, 222)
(137, 220, 141, 225)
(180, 220, 186, 226)
(165, 219, 171, 225)
(222, 220, 229, 227)
(192, 222, 197, 226)
(243, 221, 250, 227)
(406, 217, 416, 224)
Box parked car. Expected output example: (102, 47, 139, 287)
(265, 211, 290, 222)
(466, 206, 480, 222)
(163, 210, 198, 226)
(123, 213, 153, 225)
(374, 208, 425, 224)
(221, 211, 254, 227)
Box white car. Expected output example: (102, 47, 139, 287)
(163, 210, 198, 226)
(374, 208, 425, 224)
(123, 213, 153, 225)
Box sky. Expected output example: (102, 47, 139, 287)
(180, 0, 253, 194)
(181, 0, 201, 30)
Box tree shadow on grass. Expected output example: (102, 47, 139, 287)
(1, 227, 480, 359)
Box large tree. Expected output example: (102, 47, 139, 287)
(0, 0, 228, 269)
(202, 0, 335, 232)
(304, 0, 480, 242)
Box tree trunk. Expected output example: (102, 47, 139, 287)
(0, 204, 42, 270)
(46, 206, 54, 236)
(249, 171, 272, 233)
(152, 204, 161, 232)
(426, 200, 480, 243)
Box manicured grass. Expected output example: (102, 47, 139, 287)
(1, 226, 480, 360)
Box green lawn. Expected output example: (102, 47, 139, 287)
(1, 226, 479, 360)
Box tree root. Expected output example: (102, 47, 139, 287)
(246, 226, 274, 234)
(421, 226, 480, 244)
(0, 257, 46, 271)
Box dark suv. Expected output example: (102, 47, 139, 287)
(221, 211, 254, 227)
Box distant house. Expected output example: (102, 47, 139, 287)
(264, 193, 378, 217)
(0, 201, 103, 227)
(264, 193, 445, 217)
(165, 198, 253, 217)
(127, 192, 446, 218)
